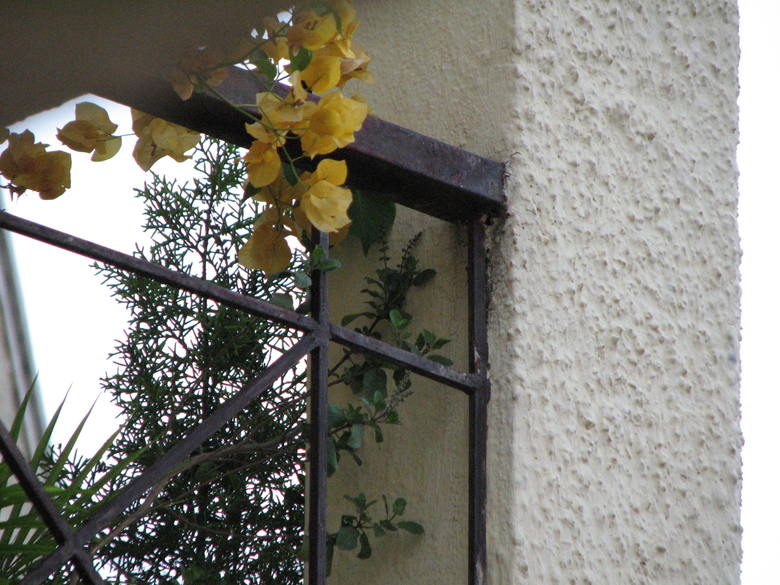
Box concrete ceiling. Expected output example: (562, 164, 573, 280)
(1, 1, 289, 127)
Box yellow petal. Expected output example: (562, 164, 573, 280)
(245, 142, 281, 187)
(301, 180, 352, 232)
(76, 102, 118, 135)
(57, 120, 99, 153)
(300, 53, 342, 94)
(92, 135, 122, 162)
(288, 11, 338, 51)
(309, 159, 348, 186)
(238, 221, 292, 273)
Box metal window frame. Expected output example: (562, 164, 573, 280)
(0, 67, 505, 585)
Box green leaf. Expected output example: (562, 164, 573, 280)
(369, 421, 384, 443)
(348, 190, 396, 255)
(346, 424, 363, 450)
(427, 354, 454, 367)
(412, 268, 436, 287)
(388, 309, 408, 330)
(269, 293, 294, 311)
(317, 259, 342, 272)
(372, 522, 386, 538)
(310, 244, 325, 265)
(326, 537, 335, 576)
(249, 47, 278, 81)
(341, 312, 373, 327)
(397, 521, 425, 535)
(362, 368, 387, 397)
(385, 410, 399, 424)
(432, 338, 451, 350)
(335, 526, 359, 550)
(327, 437, 339, 476)
(282, 162, 299, 186)
(328, 404, 346, 428)
(293, 271, 312, 289)
(379, 519, 397, 532)
(393, 497, 407, 516)
(288, 47, 313, 73)
(242, 181, 263, 202)
(357, 531, 372, 559)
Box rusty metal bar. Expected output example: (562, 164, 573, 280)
(0, 421, 105, 584)
(20, 334, 317, 584)
(329, 322, 481, 394)
(0, 211, 317, 333)
(467, 219, 490, 585)
(92, 67, 506, 224)
(308, 230, 329, 585)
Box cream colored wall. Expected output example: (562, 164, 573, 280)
(346, 1, 741, 584)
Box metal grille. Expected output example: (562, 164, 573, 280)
(0, 67, 504, 585)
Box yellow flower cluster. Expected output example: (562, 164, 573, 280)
(0, 130, 71, 200)
(1, 103, 200, 200)
(170, 0, 373, 274)
(1, 0, 374, 278)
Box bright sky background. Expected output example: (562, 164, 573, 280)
(2, 1, 777, 581)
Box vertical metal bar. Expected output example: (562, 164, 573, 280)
(467, 219, 489, 585)
(308, 229, 330, 585)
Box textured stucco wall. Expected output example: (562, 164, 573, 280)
(347, 0, 742, 583)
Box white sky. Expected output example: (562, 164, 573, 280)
(2, 1, 777, 581)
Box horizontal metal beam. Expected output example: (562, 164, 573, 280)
(92, 67, 506, 223)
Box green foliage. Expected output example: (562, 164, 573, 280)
(91, 138, 308, 584)
(1, 137, 440, 583)
(0, 383, 133, 584)
(348, 190, 397, 256)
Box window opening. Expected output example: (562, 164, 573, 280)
(0, 65, 504, 585)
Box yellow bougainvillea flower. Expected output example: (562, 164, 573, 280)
(299, 159, 352, 233)
(299, 91, 369, 157)
(331, 0, 358, 31)
(245, 122, 286, 148)
(252, 171, 306, 207)
(300, 48, 343, 94)
(292, 203, 350, 246)
(131, 110, 201, 172)
(288, 8, 338, 52)
(261, 16, 289, 64)
(57, 102, 122, 162)
(255, 91, 317, 131)
(287, 71, 310, 104)
(170, 47, 229, 101)
(0, 130, 71, 199)
(238, 220, 292, 274)
(244, 140, 282, 188)
(338, 42, 375, 88)
(302, 158, 348, 186)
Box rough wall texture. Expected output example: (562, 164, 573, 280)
(493, 1, 742, 582)
(349, 0, 741, 584)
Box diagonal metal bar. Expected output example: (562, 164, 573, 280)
(329, 323, 481, 394)
(0, 422, 101, 583)
(0, 421, 74, 544)
(92, 67, 507, 223)
(308, 230, 329, 585)
(0, 211, 316, 333)
(0, 422, 106, 585)
(20, 333, 318, 585)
